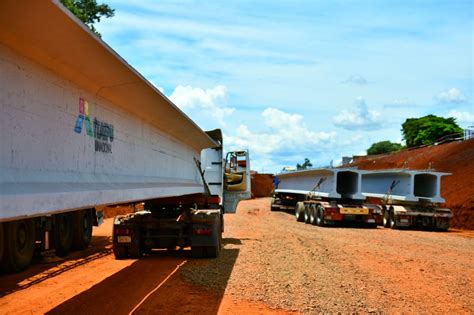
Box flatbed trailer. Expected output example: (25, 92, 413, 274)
(381, 202, 452, 231)
(361, 169, 453, 230)
(271, 168, 383, 227)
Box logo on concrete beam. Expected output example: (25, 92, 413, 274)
(74, 97, 114, 154)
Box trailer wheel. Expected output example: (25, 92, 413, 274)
(54, 213, 73, 257)
(113, 246, 128, 259)
(270, 197, 278, 211)
(316, 206, 326, 227)
(308, 205, 315, 225)
(389, 211, 398, 229)
(191, 246, 205, 258)
(1, 219, 35, 272)
(72, 209, 93, 250)
(295, 202, 305, 222)
(383, 208, 391, 228)
(304, 204, 311, 224)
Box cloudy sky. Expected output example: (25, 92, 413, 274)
(96, 0, 473, 172)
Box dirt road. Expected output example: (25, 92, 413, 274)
(1, 198, 473, 314)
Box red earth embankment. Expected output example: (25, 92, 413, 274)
(251, 172, 274, 198)
(351, 139, 474, 230)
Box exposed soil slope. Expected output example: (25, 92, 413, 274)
(251, 172, 274, 198)
(352, 139, 474, 230)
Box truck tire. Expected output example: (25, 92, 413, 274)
(304, 204, 311, 224)
(316, 205, 326, 227)
(54, 213, 73, 257)
(295, 202, 305, 222)
(309, 204, 317, 225)
(206, 219, 222, 258)
(383, 207, 391, 228)
(1, 219, 35, 273)
(389, 211, 398, 229)
(191, 246, 205, 258)
(113, 246, 128, 259)
(72, 209, 93, 250)
(270, 197, 278, 211)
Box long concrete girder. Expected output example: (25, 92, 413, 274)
(275, 168, 365, 200)
(0, 1, 218, 222)
(361, 169, 449, 204)
(274, 168, 449, 204)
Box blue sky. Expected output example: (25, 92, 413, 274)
(96, 0, 473, 172)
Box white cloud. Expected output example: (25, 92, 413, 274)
(168, 85, 235, 126)
(447, 110, 474, 124)
(224, 107, 337, 171)
(333, 97, 382, 130)
(344, 74, 368, 85)
(149, 80, 164, 93)
(436, 88, 466, 104)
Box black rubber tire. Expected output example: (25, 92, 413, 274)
(205, 245, 219, 258)
(383, 208, 391, 228)
(316, 206, 326, 227)
(304, 204, 311, 224)
(113, 246, 128, 259)
(1, 219, 35, 273)
(295, 202, 305, 222)
(270, 197, 278, 211)
(309, 205, 317, 225)
(54, 213, 73, 257)
(0, 222, 4, 266)
(191, 246, 205, 258)
(389, 211, 398, 229)
(72, 209, 93, 250)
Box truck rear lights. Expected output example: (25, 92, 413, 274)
(193, 228, 213, 236)
(325, 208, 338, 215)
(114, 228, 132, 235)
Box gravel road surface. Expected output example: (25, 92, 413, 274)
(1, 198, 472, 314)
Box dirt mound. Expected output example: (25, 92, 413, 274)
(251, 172, 274, 198)
(351, 139, 474, 230)
(100, 204, 144, 219)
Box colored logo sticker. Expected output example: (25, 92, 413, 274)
(74, 97, 93, 136)
(74, 97, 115, 154)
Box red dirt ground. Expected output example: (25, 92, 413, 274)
(351, 138, 474, 230)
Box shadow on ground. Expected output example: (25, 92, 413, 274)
(0, 235, 111, 297)
(47, 238, 240, 315)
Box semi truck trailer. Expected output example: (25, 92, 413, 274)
(271, 168, 383, 227)
(0, 1, 250, 272)
(360, 170, 453, 230)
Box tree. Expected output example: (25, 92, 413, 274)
(60, 0, 114, 37)
(401, 115, 463, 147)
(296, 158, 312, 170)
(367, 141, 402, 155)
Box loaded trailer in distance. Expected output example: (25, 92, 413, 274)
(0, 1, 250, 272)
(271, 168, 383, 227)
(361, 170, 453, 230)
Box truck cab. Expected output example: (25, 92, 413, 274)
(112, 129, 251, 259)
